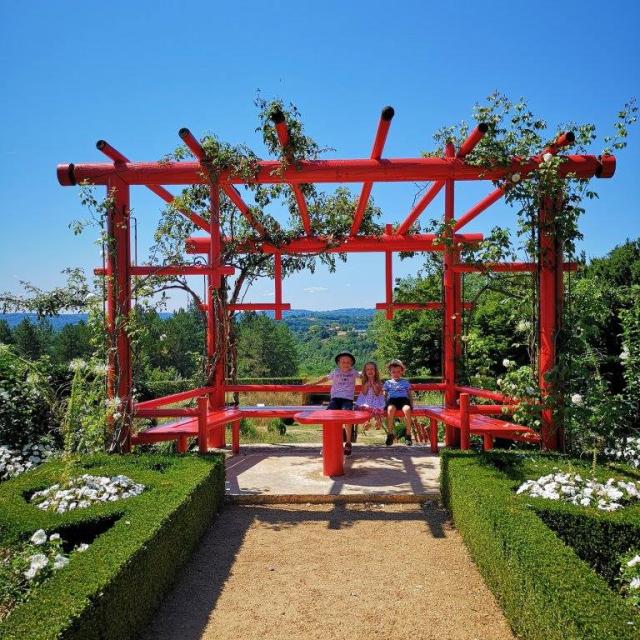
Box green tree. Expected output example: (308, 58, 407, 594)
(0, 320, 13, 345)
(51, 321, 93, 366)
(237, 313, 299, 378)
(12, 318, 50, 361)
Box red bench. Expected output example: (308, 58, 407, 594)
(132, 399, 242, 454)
(414, 395, 540, 453)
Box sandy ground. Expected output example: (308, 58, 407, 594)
(143, 503, 515, 640)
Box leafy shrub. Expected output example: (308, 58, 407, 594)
(61, 359, 108, 454)
(441, 450, 640, 640)
(0, 452, 224, 639)
(0, 345, 58, 448)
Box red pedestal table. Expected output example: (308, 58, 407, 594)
(294, 410, 372, 477)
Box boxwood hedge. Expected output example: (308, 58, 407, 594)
(0, 452, 225, 640)
(441, 450, 640, 640)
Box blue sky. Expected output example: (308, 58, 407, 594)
(1, 0, 638, 311)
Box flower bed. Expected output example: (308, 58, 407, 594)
(441, 450, 640, 640)
(516, 472, 640, 511)
(30, 474, 145, 512)
(0, 451, 225, 640)
(0, 444, 54, 481)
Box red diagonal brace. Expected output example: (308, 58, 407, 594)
(96, 140, 209, 232)
(351, 106, 395, 236)
(179, 128, 270, 237)
(454, 131, 577, 231)
(271, 110, 312, 235)
(457, 123, 489, 158)
(396, 181, 445, 235)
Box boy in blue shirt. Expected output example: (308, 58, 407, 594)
(384, 359, 413, 446)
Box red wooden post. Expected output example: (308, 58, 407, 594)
(429, 418, 439, 454)
(483, 434, 494, 451)
(197, 396, 208, 454)
(385, 224, 394, 320)
(322, 424, 344, 476)
(208, 183, 226, 448)
(443, 142, 457, 411)
(177, 436, 188, 454)
(460, 393, 470, 450)
(105, 176, 133, 452)
(538, 197, 562, 450)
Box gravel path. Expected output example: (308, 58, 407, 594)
(143, 503, 515, 640)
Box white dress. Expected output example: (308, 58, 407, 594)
(355, 383, 386, 413)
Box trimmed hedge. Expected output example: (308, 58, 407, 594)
(440, 450, 640, 640)
(0, 452, 225, 640)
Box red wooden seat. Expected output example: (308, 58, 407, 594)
(413, 403, 541, 452)
(132, 407, 242, 453)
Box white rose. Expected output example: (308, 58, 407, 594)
(30, 529, 47, 546)
(570, 393, 583, 406)
(53, 554, 70, 570)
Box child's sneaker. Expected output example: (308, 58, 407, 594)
(405, 435, 412, 446)
(344, 442, 352, 456)
(385, 433, 394, 446)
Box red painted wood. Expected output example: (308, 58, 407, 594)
(457, 123, 489, 158)
(295, 410, 372, 477)
(453, 262, 577, 273)
(351, 107, 395, 235)
(429, 417, 439, 454)
(135, 386, 215, 410)
(460, 394, 471, 450)
(57, 154, 614, 187)
(455, 386, 509, 403)
(186, 233, 485, 256)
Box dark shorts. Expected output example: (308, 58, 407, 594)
(328, 398, 354, 410)
(386, 397, 412, 411)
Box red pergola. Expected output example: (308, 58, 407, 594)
(57, 107, 616, 454)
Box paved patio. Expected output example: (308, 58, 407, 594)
(224, 443, 440, 503)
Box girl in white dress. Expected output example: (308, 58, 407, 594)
(355, 361, 386, 430)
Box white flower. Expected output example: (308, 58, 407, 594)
(53, 554, 70, 570)
(620, 348, 630, 362)
(631, 577, 640, 590)
(511, 173, 521, 183)
(570, 393, 583, 406)
(627, 555, 640, 568)
(29, 553, 48, 571)
(77, 543, 89, 553)
(49, 533, 61, 542)
(159, 334, 167, 341)
(502, 358, 513, 368)
(30, 529, 47, 546)
(542, 152, 553, 163)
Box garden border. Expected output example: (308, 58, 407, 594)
(0, 452, 225, 640)
(440, 450, 640, 640)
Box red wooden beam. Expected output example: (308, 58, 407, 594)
(457, 123, 489, 158)
(221, 184, 269, 236)
(453, 262, 578, 273)
(542, 131, 575, 156)
(135, 386, 217, 410)
(224, 383, 445, 393)
(454, 131, 578, 232)
(271, 110, 312, 235)
(96, 140, 209, 232)
(179, 128, 270, 237)
(57, 154, 615, 187)
(453, 187, 505, 231)
(396, 181, 445, 235)
(351, 106, 395, 235)
(384, 224, 393, 319)
(185, 232, 484, 255)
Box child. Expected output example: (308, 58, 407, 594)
(317, 351, 359, 455)
(355, 361, 386, 430)
(383, 359, 413, 446)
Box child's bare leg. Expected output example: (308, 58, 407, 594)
(386, 406, 397, 432)
(344, 423, 353, 443)
(402, 405, 412, 436)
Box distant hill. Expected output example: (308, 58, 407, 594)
(1, 309, 376, 333)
